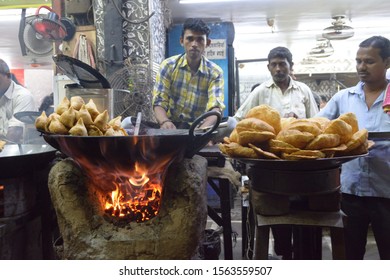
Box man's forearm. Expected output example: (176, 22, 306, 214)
(154, 106, 176, 129)
(153, 106, 169, 124)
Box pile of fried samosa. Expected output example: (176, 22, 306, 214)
(35, 96, 127, 136)
(219, 104, 373, 160)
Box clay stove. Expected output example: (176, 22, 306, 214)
(48, 155, 208, 260)
(43, 112, 220, 259)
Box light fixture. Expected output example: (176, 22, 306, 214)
(322, 15, 354, 40)
(30, 58, 41, 68)
(179, 0, 239, 4)
(308, 38, 334, 58)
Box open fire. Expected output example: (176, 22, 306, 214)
(44, 135, 187, 224)
(40, 109, 218, 258)
(104, 163, 163, 223)
(47, 155, 209, 259)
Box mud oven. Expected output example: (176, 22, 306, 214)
(43, 127, 217, 260)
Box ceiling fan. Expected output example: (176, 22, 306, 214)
(322, 15, 354, 40)
(308, 38, 334, 58)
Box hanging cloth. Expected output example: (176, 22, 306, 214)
(72, 34, 96, 68)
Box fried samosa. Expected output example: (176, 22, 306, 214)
(69, 118, 88, 136)
(108, 116, 122, 130)
(70, 96, 85, 111)
(48, 118, 69, 134)
(76, 104, 93, 126)
(85, 99, 100, 120)
(59, 106, 77, 128)
(35, 111, 48, 131)
(87, 124, 104, 136)
(94, 110, 109, 132)
(56, 97, 70, 115)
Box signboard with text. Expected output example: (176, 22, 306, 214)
(206, 39, 226, 60)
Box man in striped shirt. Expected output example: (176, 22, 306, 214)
(153, 18, 225, 130)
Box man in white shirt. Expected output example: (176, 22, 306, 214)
(234, 47, 319, 259)
(0, 59, 35, 143)
(234, 46, 318, 121)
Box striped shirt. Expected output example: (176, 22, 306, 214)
(152, 54, 225, 123)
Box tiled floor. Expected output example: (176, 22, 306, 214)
(206, 190, 380, 260)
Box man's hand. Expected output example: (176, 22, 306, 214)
(154, 106, 177, 129)
(160, 120, 176, 129)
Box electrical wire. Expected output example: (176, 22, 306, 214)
(244, 199, 254, 259)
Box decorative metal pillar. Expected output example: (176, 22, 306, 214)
(93, 0, 170, 80)
(93, 0, 124, 78)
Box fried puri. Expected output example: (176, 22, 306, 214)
(339, 112, 359, 134)
(282, 149, 325, 160)
(323, 119, 352, 144)
(248, 143, 280, 159)
(305, 133, 341, 150)
(245, 104, 282, 134)
(218, 110, 369, 160)
(229, 128, 239, 143)
(344, 128, 369, 152)
(235, 118, 276, 146)
(286, 119, 322, 136)
(276, 129, 315, 149)
(268, 139, 300, 154)
(220, 142, 258, 158)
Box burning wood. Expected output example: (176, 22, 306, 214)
(104, 183, 161, 223)
(47, 156, 208, 259)
(98, 162, 164, 223)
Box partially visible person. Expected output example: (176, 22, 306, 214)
(312, 92, 321, 110)
(39, 92, 54, 115)
(234, 46, 319, 260)
(152, 18, 224, 131)
(317, 35, 390, 259)
(234, 46, 318, 121)
(10, 73, 21, 85)
(319, 94, 328, 109)
(0, 59, 35, 143)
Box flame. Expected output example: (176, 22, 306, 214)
(104, 163, 163, 223)
(53, 135, 184, 223)
(128, 162, 150, 186)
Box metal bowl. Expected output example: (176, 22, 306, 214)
(230, 153, 368, 171)
(0, 144, 57, 178)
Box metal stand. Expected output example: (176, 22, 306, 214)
(253, 209, 346, 260)
(207, 176, 233, 260)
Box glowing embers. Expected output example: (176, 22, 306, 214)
(104, 163, 162, 223)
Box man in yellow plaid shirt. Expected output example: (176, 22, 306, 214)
(153, 18, 225, 130)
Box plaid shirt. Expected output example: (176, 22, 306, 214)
(152, 54, 225, 123)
